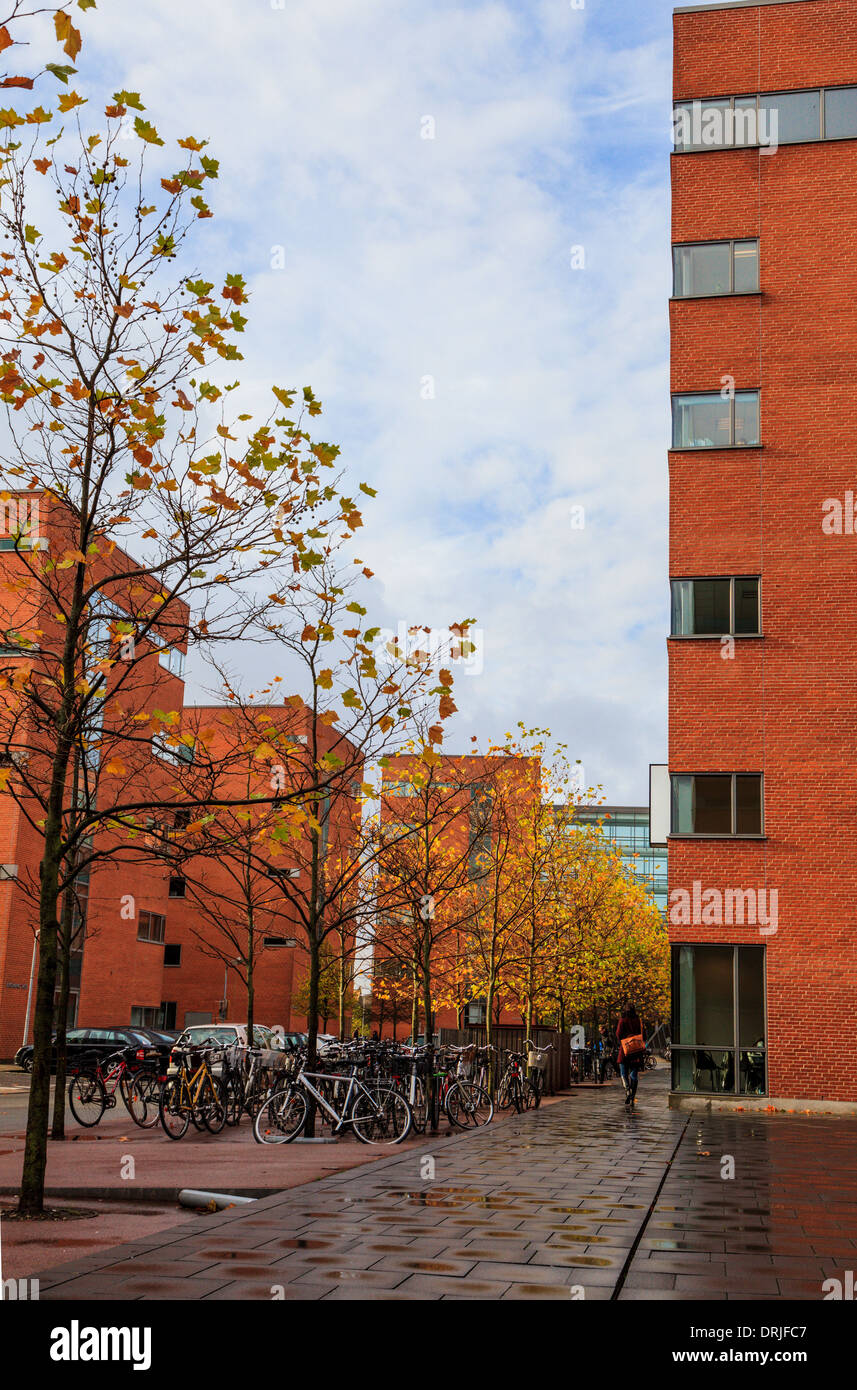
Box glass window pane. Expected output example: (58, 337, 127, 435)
(673, 99, 731, 151)
(693, 775, 733, 834)
(739, 1050, 767, 1095)
(671, 775, 693, 834)
(736, 775, 762, 834)
(670, 580, 693, 635)
(734, 390, 760, 445)
(734, 577, 760, 634)
(732, 240, 759, 292)
(732, 96, 759, 147)
(697, 98, 731, 149)
(692, 579, 731, 634)
(673, 943, 735, 1046)
(673, 242, 731, 296)
(825, 86, 857, 139)
(738, 948, 766, 1047)
(760, 89, 821, 145)
(672, 393, 732, 449)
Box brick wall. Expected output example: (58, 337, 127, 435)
(670, 0, 857, 1101)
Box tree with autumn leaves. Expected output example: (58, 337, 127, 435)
(0, 23, 471, 1199)
(366, 733, 668, 1049)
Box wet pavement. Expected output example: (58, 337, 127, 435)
(31, 1070, 857, 1300)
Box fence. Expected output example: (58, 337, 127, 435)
(438, 1026, 571, 1095)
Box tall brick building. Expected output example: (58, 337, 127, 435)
(669, 0, 857, 1103)
(0, 497, 358, 1058)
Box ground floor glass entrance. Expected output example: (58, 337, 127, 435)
(671, 943, 766, 1095)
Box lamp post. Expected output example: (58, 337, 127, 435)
(22, 931, 39, 1047)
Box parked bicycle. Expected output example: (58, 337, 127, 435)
(496, 1049, 535, 1113)
(253, 1046, 412, 1145)
(525, 1039, 554, 1108)
(425, 1044, 494, 1131)
(68, 1046, 162, 1129)
(159, 1039, 227, 1139)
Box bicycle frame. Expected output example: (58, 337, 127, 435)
(297, 1068, 382, 1133)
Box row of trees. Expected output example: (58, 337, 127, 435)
(0, 7, 471, 1212)
(365, 730, 669, 1044)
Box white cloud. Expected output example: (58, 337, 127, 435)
(68, 0, 673, 801)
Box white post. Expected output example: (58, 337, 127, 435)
(22, 931, 39, 1046)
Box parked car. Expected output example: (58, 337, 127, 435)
(167, 1023, 280, 1077)
(14, 1025, 174, 1074)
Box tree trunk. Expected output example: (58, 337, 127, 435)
(246, 911, 255, 1048)
(19, 839, 63, 1214)
(50, 886, 75, 1141)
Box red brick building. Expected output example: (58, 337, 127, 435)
(0, 499, 358, 1057)
(668, 0, 857, 1103)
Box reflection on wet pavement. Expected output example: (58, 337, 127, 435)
(35, 1071, 857, 1300)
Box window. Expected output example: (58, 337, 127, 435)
(264, 936, 297, 948)
(672, 945, 766, 1096)
(671, 774, 763, 837)
(673, 85, 857, 152)
(673, 240, 759, 298)
(160, 1001, 177, 1030)
(130, 1006, 161, 1028)
(168, 875, 186, 898)
(464, 1000, 486, 1026)
(137, 910, 166, 943)
(164, 943, 181, 967)
(152, 733, 194, 766)
(825, 86, 857, 139)
(759, 89, 820, 144)
(672, 390, 759, 449)
(671, 577, 760, 636)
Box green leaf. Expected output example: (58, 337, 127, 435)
(200, 154, 219, 179)
(46, 64, 76, 84)
(134, 116, 163, 146)
(359, 482, 377, 497)
(24, 224, 40, 244)
(114, 90, 144, 110)
(78, 0, 97, 9)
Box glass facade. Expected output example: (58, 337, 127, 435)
(671, 944, 766, 1095)
(572, 805, 668, 918)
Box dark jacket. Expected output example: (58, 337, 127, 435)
(616, 1013, 643, 1069)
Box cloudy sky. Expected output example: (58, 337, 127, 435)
(69, 0, 678, 803)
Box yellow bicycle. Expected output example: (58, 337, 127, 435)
(158, 1041, 226, 1139)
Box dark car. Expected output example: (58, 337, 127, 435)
(14, 1025, 175, 1074)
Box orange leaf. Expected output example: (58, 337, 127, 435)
(0, 26, 12, 53)
(0, 77, 34, 90)
(54, 11, 82, 61)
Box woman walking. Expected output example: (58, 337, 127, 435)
(615, 1003, 645, 1107)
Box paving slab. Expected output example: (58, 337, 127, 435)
(15, 1065, 857, 1301)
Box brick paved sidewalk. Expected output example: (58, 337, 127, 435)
(30, 1072, 857, 1300)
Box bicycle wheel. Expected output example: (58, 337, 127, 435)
(253, 1085, 307, 1144)
(200, 1076, 227, 1134)
(407, 1077, 427, 1133)
(68, 1071, 106, 1127)
(352, 1086, 412, 1145)
(446, 1081, 494, 1128)
(121, 1069, 160, 1128)
(159, 1078, 190, 1139)
(223, 1075, 244, 1127)
(522, 1080, 538, 1110)
(529, 1074, 543, 1109)
(496, 1074, 516, 1110)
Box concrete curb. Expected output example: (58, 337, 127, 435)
(668, 1091, 857, 1116)
(0, 1186, 279, 1202)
